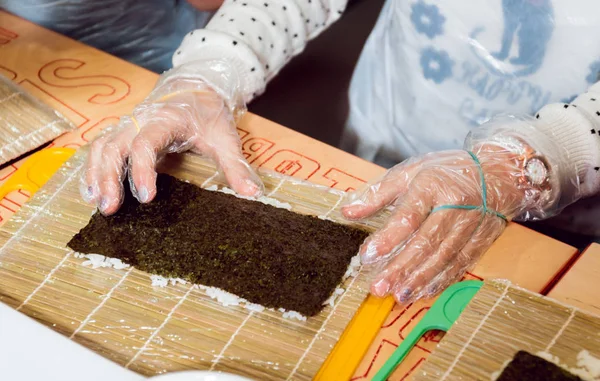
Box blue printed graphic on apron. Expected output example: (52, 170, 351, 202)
(456, 60, 552, 123)
(454, 0, 557, 125)
(421, 47, 454, 84)
(586, 60, 600, 84)
(470, 0, 554, 78)
(410, 1, 445, 39)
(411, 1, 453, 84)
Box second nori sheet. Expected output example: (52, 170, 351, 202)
(68, 174, 369, 316)
(496, 351, 583, 381)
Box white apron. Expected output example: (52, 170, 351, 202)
(346, 0, 600, 165)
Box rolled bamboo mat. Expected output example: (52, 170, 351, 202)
(0, 75, 75, 166)
(414, 280, 600, 380)
(0, 147, 389, 380)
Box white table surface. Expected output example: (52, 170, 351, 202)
(0, 302, 253, 381)
(0, 302, 144, 381)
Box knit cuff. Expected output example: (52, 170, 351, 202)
(173, 30, 266, 103)
(534, 100, 600, 198)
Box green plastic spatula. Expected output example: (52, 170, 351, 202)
(372, 280, 483, 381)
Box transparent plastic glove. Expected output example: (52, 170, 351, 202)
(340, 130, 570, 304)
(81, 60, 263, 215)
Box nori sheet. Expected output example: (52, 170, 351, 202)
(68, 174, 369, 316)
(496, 351, 583, 381)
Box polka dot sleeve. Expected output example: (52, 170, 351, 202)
(533, 81, 600, 199)
(172, 0, 348, 103)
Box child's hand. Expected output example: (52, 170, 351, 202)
(81, 61, 262, 215)
(341, 144, 550, 304)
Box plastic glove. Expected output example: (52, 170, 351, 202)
(81, 60, 263, 215)
(341, 116, 579, 304)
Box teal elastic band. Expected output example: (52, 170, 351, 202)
(431, 151, 507, 221)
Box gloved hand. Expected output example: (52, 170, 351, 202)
(341, 118, 577, 304)
(81, 60, 262, 215)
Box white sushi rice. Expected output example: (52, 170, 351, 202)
(150, 274, 186, 287)
(344, 255, 361, 279)
(323, 288, 346, 308)
(205, 185, 292, 210)
(79, 253, 130, 270)
(76, 251, 354, 322)
(534, 350, 600, 381)
(75, 183, 361, 322)
(280, 309, 306, 321)
(318, 215, 335, 221)
(151, 275, 296, 319)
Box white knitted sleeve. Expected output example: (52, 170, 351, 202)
(172, 0, 348, 103)
(533, 81, 600, 199)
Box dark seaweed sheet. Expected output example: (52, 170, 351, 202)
(496, 351, 583, 381)
(68, 174, 369, 316)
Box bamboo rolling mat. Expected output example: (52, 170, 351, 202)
(414, 280, 600, 380)
(0, 147, 390, 380)
(0, 75, 75, 166)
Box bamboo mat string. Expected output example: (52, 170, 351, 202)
(200, 171, 219, 188)
(267, 178, 286, 197)
(210, 311, 256, 371)
(125, 283, 197, 368)
(440, 282, 510, 381)
(545, 308, 576, 352)
(322, 192, 345, 219)
(16, 251, 72, 311)
(70, 267, 134, 339)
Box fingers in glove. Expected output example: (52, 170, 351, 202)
(81, 134, 110, 204)
(342, 159, 422, 220)
(419, 215, 506, 300)
(197, 105, 263, 197)
(217, 152, 263, 197)
(368, 208, 462, 297)
(95, 121, 138, 215)
(421, 249, 478, 300)
(458, 215, 506, 265)
(128, 119, 189, 203)
(391, 211, 482, 303)
(359, 185, 433, 264)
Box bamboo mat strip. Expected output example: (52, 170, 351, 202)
(0, 147, 387, 380)
(414, 280, 600, 381)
